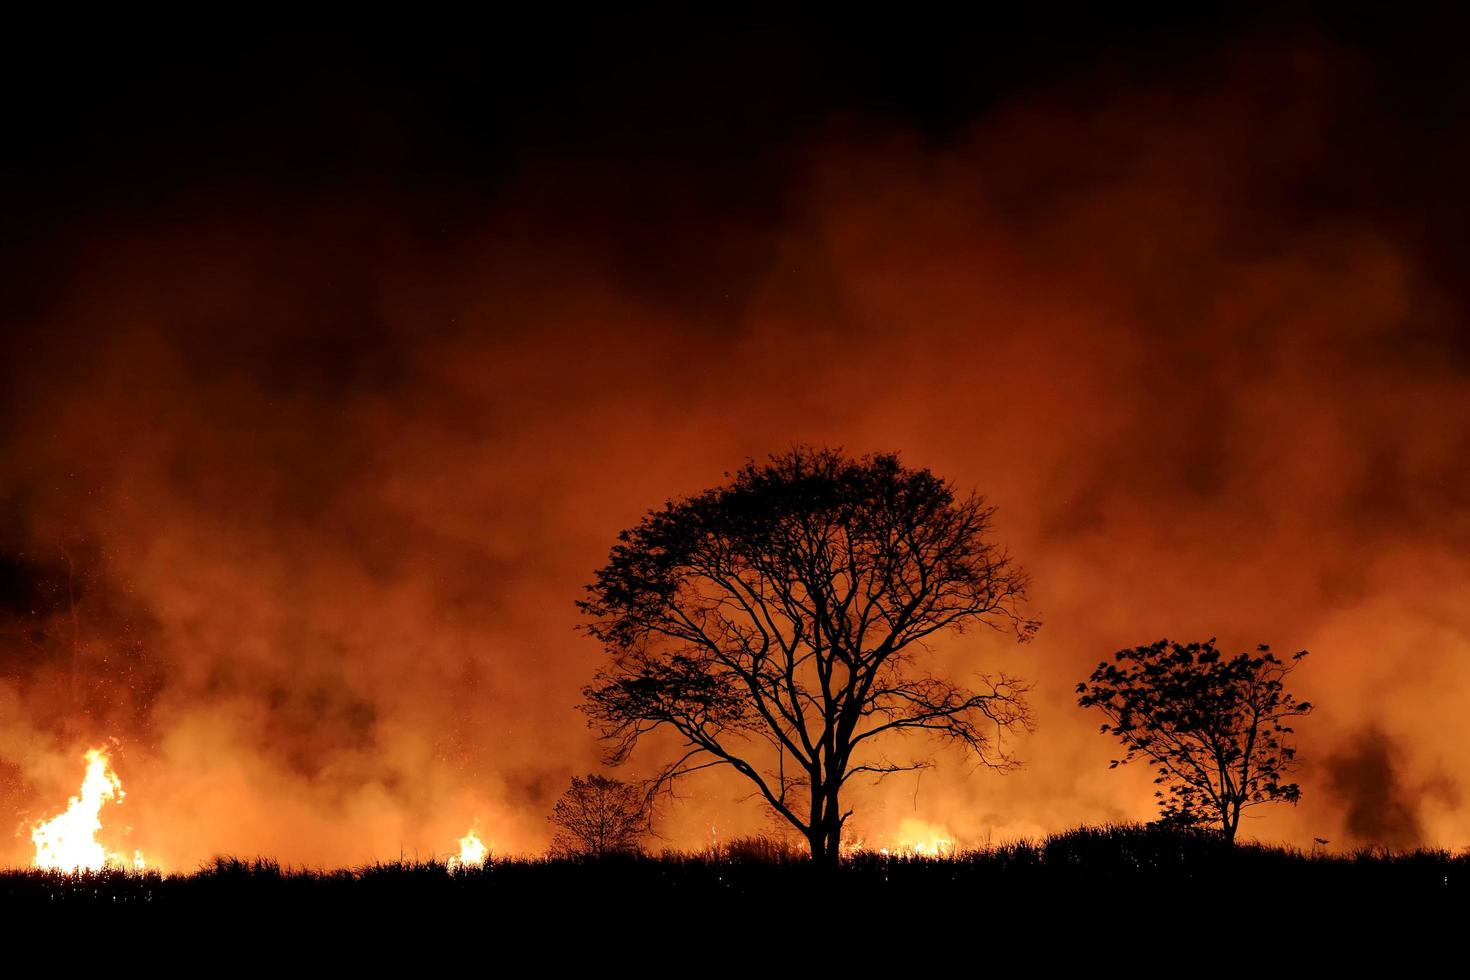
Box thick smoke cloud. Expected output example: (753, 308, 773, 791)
(2, 40, 1469, 865)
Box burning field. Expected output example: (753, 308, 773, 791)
(3, 12, 1470, 911)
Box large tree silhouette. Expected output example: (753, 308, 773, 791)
(1077, 638, 1313, 845)
(578, 447, 1037, 867)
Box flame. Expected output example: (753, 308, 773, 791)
(850, 818, 958, 859)
(889, 836, 955, 858)
(889, 818, 956, 858)
(31, 747, 146, 872)
(446, 827, 488, 869)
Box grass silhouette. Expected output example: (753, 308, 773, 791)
(3, 823, 1462, 912)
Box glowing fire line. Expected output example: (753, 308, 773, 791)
(843, 818, 958, 859)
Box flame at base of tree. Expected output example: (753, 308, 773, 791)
(447, 828, 489, 869)
(31, 746, 146, 872)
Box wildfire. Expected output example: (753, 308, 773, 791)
(447, 828, 489, 869)
(852, 818, 958, 859)
(886, 836, 955, 858)
(31, 747, 145, 872)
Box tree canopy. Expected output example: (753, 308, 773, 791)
(1077, 638, 1313, 844)
(578, 446, 1038, 866)
(548, 774, 651, 858)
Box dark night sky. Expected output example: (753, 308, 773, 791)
(3, 8, 1468, 306)
(0, 10, 1466, 441)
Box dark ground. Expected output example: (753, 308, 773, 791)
(5, 825, 1458, 967)
(4, 824, 1462, 911)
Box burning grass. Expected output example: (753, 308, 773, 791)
(2, 824, 1465, 911)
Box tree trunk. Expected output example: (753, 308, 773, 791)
(806, 789, 844, 869)
(808, 830, 840, 869)
(808, 786, 844, 869)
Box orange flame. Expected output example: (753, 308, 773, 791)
(446, 827, 488, 869)
(846, 818, 958, 859)
(31, 747, 145, 872)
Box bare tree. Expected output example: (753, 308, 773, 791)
(1077, 638, 1313, 845)
(578, 447, 1037, 867)
(548, 774, 651, 857)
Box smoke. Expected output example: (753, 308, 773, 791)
(3, 38, 1470, 864)
(1323, 727, 1460, 850)
(1326, 728, 1418, 848)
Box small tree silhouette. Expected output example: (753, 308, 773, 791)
(548, 774, 650, 858)
(1077, 638, 1313, 845)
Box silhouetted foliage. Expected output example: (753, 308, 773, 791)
(548, 774, 650, 857)
(1077, 638, 1312, 844)
(578, 446, 1037, 866)
(2, 825, 1462, 927)
(714, 833, 809, 864)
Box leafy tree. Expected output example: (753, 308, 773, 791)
(578, 446, 1037, 867)
(1077, 638, 1313, 844)
(548, 774, 651, 858)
